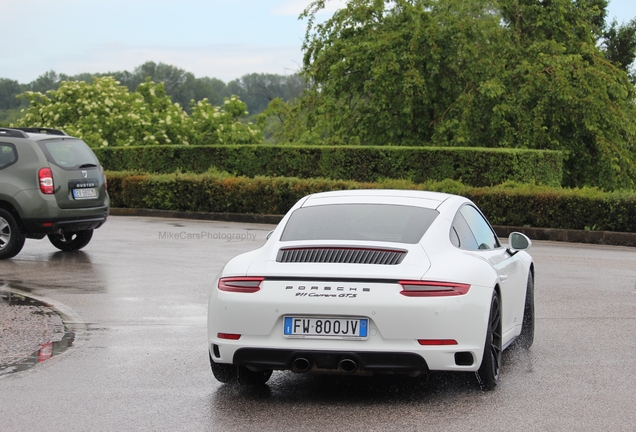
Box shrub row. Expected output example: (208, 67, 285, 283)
(106, 171, 636, 232)
(96, 145, 563, 188)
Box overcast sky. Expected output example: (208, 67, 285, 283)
(1, 0, 635, 84)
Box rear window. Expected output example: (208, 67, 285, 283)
(280, 204, 439, 244)
(37, 139, 99, 170)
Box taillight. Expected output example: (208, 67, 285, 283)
(399, 280, 470, 297)
(101, 166, 107, 191)
(38, 168, 54, 194)
(218, 277, 264, 293)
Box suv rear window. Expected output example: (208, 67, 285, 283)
(37, 139, 98, 170)
(0, 144, 17, 169)
(280, 204, 439, 244)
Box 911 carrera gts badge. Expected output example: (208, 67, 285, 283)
(286, 285, 370, 298)
(296, 292, 358, 298)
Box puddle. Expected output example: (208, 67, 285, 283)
(0, 289, 76, 376)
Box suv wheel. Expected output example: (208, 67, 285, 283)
(0, 209, 26, 259)
(48, 230, 93, 251)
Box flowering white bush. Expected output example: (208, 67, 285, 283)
(190, 97, 259, 144)
(15, 77, 262, 147)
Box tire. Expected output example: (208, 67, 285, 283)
(210, 354, 237, 384)
(513, 272, 535, 350)
(236, 365, 272, 386)
(0, 209, 26, 260)
(476, 292, 503, 391)
(209, 354, 272, 386)
(48, 229, 93, 251)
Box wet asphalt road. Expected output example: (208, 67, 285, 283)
(1, 216, 635, 432)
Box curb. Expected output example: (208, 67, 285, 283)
(494, 226, 636, 248)
(109, 207, 636, 248)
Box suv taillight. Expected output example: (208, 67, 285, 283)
(38, 168, 54, 194)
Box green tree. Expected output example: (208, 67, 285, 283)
(109, 61, 216, 110)
(496, 0, 636, 188)
(603, 19, 636, 74)
(26, 70, 62, 93)
(0, 79, 22, 110)
(499, 0, 608, 47)
(227, 73, 304, 114)
(4, 62, 301, 117)
(265, 0, 636, 189)
(269, 0, 516, 146)
(15, 77, 262, 147)
(190, 96, 261, 144)
(0, 78, 26, 125)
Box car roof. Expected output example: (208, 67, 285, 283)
(301, 189, 461, 209)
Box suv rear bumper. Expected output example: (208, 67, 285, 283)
(22, 211, 108, 234)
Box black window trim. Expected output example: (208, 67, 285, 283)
(0, 142, 18, 170)
(451, 204, 502, 251)
(462, 204, 502, 250)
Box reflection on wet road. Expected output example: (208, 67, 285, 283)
(1, 250, 106, 294)
(0, 288, 75, 375)
(0, 216, 635, 431)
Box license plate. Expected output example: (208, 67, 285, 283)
(73, 188, 97, 199)
(284, 317, 368, 339)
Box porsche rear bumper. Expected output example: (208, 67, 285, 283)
(207, 278, 493, 373)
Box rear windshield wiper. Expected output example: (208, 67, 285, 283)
(79, 163, 98, 168)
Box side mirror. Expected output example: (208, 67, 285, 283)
(508, 232, 531, 254)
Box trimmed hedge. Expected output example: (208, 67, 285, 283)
(106, 171, 636, 232)
(96, 145, 563, 187)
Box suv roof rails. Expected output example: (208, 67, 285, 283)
(12, 127, 68, 136)
(0, 128, 29, 138)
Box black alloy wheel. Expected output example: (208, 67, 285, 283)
(0, 209, 25, 259)
(476, 292, 503, 390)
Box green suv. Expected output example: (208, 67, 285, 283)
(0, 127, 109, 259)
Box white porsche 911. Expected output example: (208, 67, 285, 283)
(207, 190, 534, 390)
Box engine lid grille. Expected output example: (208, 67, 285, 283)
(277, 247, 407, 265)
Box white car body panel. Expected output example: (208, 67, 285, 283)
(208, 189, 533, 378)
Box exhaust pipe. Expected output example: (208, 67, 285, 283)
(292, 357, 312, 373)
(338, 358, 358, 374)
